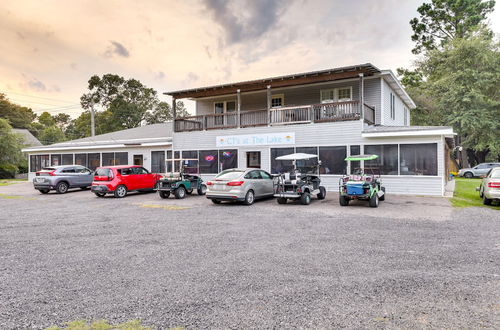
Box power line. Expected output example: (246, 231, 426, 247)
(1, 91, 78, 104)
(8, 98, 80, 108)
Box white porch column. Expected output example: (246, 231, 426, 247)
(266, 85, 271, 126)
(237, 89, 241, 128)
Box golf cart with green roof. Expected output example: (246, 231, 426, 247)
(273, 153, 327, 205)
(339, 154, 385, 208)
(156, 158, 207, 199)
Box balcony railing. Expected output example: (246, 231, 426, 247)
(174, 101, 376, 132)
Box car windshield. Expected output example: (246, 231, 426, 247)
(215, 170, 244, 180)
(491, 170, 500, 178)
(95, 168, 112, 177)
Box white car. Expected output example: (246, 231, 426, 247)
(478, 167, 500, 205)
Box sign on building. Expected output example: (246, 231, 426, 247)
(216, 132, 295, 147)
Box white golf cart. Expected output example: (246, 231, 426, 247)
(273, 153, 327, 205)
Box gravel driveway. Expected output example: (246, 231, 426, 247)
(0, 182, 499, 329)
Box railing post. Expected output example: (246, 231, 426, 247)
(266, 85, 271, 125)
(203, 115, 206, 131)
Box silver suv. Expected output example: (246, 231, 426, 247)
(458, 163, 500, 178)
(33, 165, 94, 194)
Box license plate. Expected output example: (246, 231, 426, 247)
(35, 178, 45, 183)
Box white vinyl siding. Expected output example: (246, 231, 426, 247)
(382, 79, 406, 126)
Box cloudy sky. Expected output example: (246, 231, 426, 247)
(1, 0, 499, 117)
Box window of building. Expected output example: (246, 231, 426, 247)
(214, 101, 237, 113)
(102, 152, 128, 166)
(29, 154, 50, 172)
(74, 153, 87, 167)
(271, 94, 284, 108)
(151, 151, 165, 174)
(390, 93, 395, 119)
(219, 149, 238, 171)
(364, 144, 398, 175)
(88, 153, 100, 171)
(114, 152, 128, 165)
(319, 146, 347, 174)
(102, 153, 114, 166)
(62, 154, 73, 165)
(271, 147, 294, 174)
(51, 154, 62, 166)
(296, 147, 318, 171)
(182, 150, 199, 174)
(404, 107, 408, 125)
(246, 151, 261, 168)
(350, 145, 361, 174)
(400, 143, 437, 176)
(199, 150, 218, 173)
(166, 150, 181, 172)
(320, 87, 352, 103)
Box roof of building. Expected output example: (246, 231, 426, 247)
(165, 63, 381, 99)
(22, 122, 173, 152)
(13, 128, 42, 147)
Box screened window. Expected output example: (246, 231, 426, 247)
(350, 145, 361, 174)
(74, 153, 87, 167)
(114, 152, 128, 165)
(62, 154, 73, 165)
(51, 154, 62, 166)
(319, 146, 347, 174)
(151, 151, 165, 173)
(41, 155, 50, 168)
(271, 94, 284, 108)
(29, 155, 50, 172)
(199, 150, 218, 174)
(400, 143, 437, 176)
(102, 153, 114, 166)
(30, 155, 36, 172)
(296, 147, 318, 172)
(364, 144, 398, 175)
(219, 149, 238, 171)
(182, 150, 199, 174)
(271, 147, 294, 174)
(88, 153, 100, 171)
(166, 150, 181, 172)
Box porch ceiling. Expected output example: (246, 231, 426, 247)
(165, 63, 380, 99)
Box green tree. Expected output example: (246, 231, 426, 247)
(0, 118, 26, 178)
(37, 111, 56, 127)
(38, 125, 66, 145)
(410, 0, 495, 54)
(144, 100, 190, 124)
(0, 93, 36, 129)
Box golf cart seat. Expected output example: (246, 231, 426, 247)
(284, 172, 299, 184)
(163, 172, 182, 181)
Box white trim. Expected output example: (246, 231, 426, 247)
(271, 94, 285, 108)
(320, 86, 353, 103)
(22, 142, 172, 153)
(380, 70, 416, 109)
(380, 78, 385, 125)
(362, 129, 455, 138)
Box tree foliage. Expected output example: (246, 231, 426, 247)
(410, 0, 495, 54)
(0, 93, 36, 129)
(0, 118, 26, 177)
(144, 100, 189, 124)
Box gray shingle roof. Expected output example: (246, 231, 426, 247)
(12, 129, 42, 147)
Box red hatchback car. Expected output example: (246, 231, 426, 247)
(91, 165, 161, 198)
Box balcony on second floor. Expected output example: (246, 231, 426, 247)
(174, 101, 375, 132)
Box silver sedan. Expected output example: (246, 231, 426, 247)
(478, 167, 500, 205)
(206, 168, 274, 205)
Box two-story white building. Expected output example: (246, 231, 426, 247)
(24, 63, 455, 196)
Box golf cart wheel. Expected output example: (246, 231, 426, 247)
(174, 186, 186, 199)
(94, 192, 106, 198)
(317, 186, 326, 200)
(339, 195, 349, 206)
(56, 181, 69, 194)
(243, 190, 255, 205)
(197, 184, 207, 195)
(211, 199, 221, 204)
(114, 185, 128, 198)
(369, 193, 379, 208)
(483, 195, 492, 205)
(277, 197, 287, 204)
(379, 187, 386, 201)
(159, 191, 170, 199)
(186, 189, 193, 195)
(39, 189, 50, 194)
(300, 192, 311, 205)
(464, 172, 473, 178)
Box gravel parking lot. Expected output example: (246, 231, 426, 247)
(0, 182, 499, 329)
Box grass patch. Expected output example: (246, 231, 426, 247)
(46, 319, 162, 330)
(0, 179, 27, 186)
(451, 178, 500, 209)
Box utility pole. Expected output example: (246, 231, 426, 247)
(90, 102, 95, 137)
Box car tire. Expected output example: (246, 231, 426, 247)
(56, 182, 69, 194)
(277, 197, 287, 204)
(39, 189, 50, 194)
(211, 199, 221, 204)
(197, 184, 207, 195)
(300, 192, 311, 205)
(243, 190, 255, 205)
(94, 192, 106, 197)
(464, 172, 473, 178)
(483, 195, 492, 205)
(159, 191, 170, 199)
(317, 186, 326, 200)
(339, 195, 349, 206)
(369, 193, 379, 208)
(114, 185, 128, 198)
(174, 186, 186, 199)
(379, 187, 386, 201)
